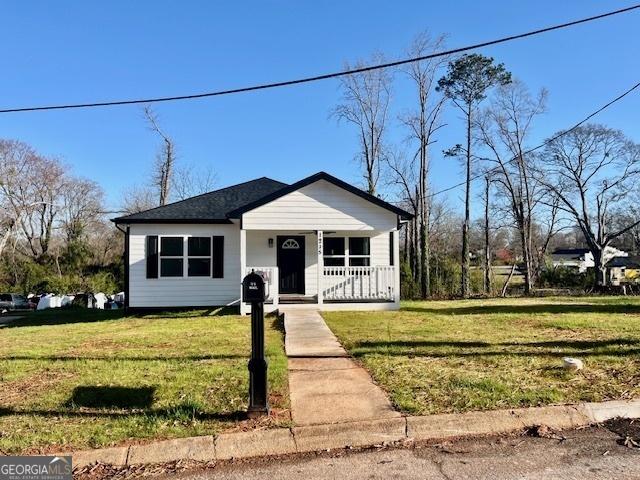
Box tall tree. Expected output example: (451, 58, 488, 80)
(402, 32, 448, 298)
(144, 106, 175, 206)
(438, 53, 511, 297)
(476, 80, 546, 294)
(334, 53, 392, 194)
(539, 124, 640, 287)
(483, 175, 492, 295)
(0, 140, 65, 263)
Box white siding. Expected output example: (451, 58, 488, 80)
(246, 231, 317, 296)
(245, 230, 392, 297)
(242, 180, 398, 231)
(128, 224, 240, 308)
(321, 231, 391, 292)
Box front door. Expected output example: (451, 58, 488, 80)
(277, 236, 305, 294)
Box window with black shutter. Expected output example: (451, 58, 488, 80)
(188, 237, 211, 277)
(389, 232, 395, 266)
(212, 236, 224, 278)
(146, 236, 159, 278)
(160, 237, 184, 277)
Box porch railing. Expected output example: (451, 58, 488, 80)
(244, 267, 279, 305)
(322, 266, 395, 301)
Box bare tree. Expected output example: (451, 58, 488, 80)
(121, 185, 156, 215)
(386, 149, 419, 278)
(0, 140, 65, 263)
(401, 32, 448, 298)
(538, 124, 640, 287)
(476, 80, 547, 294)
(334, 53, 392, 194)
(438, 54, 511, 298)
(61, 177, 104, 242)
(144, 106, 175, 206)
(171, 163, 217, 200)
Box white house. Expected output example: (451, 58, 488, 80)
(550, 247, 628, 273)
(113, 172, 412, 314)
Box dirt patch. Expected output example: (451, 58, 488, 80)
(604, 417, 640, 448)
(0, 370, 74, 405)
(67, 339, 123, 355)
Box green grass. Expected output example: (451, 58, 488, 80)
(323, 296, 640, 416)
(0, 308, 289, 454)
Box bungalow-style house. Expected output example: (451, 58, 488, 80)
(606, 256, 640, 286)
(113, 172, 412, 314)
(550, 247, 627, 273)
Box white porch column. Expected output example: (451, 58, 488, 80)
(317, 230, 323, 306)
(240, 228, 247, 315)
(393, 229, 400, 308)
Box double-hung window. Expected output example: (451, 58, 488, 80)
(188, 237, 211, 276)
(156, 236, 215, 277)
(322, 237, 371, 267)
(323, 237, 345, 266)
(348, 237, 370, 266)
(160, 237, 184, 277)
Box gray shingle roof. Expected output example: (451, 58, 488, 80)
(606, 256, 640, 269)
(551, 248, 590, 261)
(112, 177, 288, 224)
(112, 171, 414, 224)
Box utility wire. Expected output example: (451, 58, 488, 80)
(1, 4, 639, 114)
(428, 79, 640, 199)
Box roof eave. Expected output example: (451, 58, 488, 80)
(111, 218, 234, 225)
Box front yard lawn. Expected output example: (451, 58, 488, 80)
(323, 296, 640, 415)
(0, 308, 289, 454)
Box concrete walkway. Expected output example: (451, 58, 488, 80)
(283, 308, 400, 426)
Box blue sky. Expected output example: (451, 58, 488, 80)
(1, 1, 638, 211)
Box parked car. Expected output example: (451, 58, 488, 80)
(0, 293, 31, 314)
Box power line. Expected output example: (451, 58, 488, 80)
(428, 79, 640, 199)
(1, 4, 639, 114)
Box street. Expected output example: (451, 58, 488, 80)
(169, 426, 639, 480)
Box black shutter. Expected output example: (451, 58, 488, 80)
(212, 236, 224, 278)
(389, 232, 395, 266)
(146, 235, 158, 279)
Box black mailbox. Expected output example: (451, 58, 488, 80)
(242, 271, 266, 303)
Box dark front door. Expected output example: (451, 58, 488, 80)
(277, 236, 305, 294)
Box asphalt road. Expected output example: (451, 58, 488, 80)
(170, 426, 640, 480)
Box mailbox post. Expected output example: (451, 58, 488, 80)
(242, 271, 269, 417)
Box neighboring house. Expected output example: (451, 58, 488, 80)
(550, 247, 628, 273)
(606, 256, 640, 286)
(113, 172, 412, 314)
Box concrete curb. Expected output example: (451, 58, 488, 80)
(62, 399, 640, 469)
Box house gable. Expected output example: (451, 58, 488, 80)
(241, 178, 399, 231)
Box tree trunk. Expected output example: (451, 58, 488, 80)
(593, 249, 607, 288)
(421, 213, 430, 298)
(408, 220, 416, 282)
(413, 187, 421, 284)
(518, 220, 533, 295)
(461, 108, 472, 298)
(483, 176, 491, 295)
(501, 264, 517, 297)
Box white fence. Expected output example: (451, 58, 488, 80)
(322, 266, 395, 301)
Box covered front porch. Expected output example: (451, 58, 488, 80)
(239, 229, 400, 314)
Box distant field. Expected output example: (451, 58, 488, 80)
(323, 296, 640, 415)
(0, 308, 289, 454)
